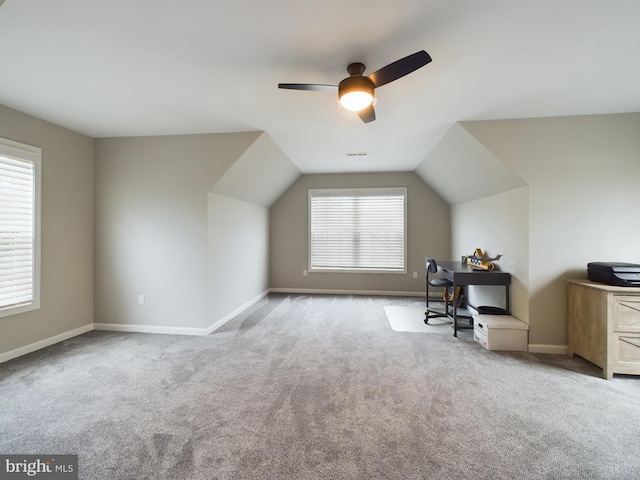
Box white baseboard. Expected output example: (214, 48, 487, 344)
(269, 288, 425, 297)
(94, 291, 272, 337)
(7, 292, 567, 365)
(1, 290, 272, 363)
(528, 344, 569, 355)
(93, 323, 209, 336)
(0, 324, 93, 364)
(207, 289, 270, 334)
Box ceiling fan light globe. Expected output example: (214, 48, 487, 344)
(338, 75, 375, 112)
(340, 91, 373, 111)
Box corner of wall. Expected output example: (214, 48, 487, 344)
(211, 132, 301, 207)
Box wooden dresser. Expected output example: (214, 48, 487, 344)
(567, 279, 640, 380)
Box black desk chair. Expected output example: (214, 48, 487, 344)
(424, 258, 454, 324)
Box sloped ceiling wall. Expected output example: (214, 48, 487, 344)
(211, 132, 301, 207)
(414, 123, 526, 205)
(459, 112, 640, 347)
(207, 132, 300, 328)
(94, 131, 267, 331)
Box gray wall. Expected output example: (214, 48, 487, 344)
(269, 172, 451, 294)
(94, 132, 263, 331)
(207, 193, 269, 327)
(452, 187, 530, 325)
(0, 104, 94, 357)
(4, 99, 638, 357)
(461, 113, 640, 350)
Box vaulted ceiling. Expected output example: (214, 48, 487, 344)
(0, 0, 638, 174)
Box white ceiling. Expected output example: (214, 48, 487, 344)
(0, 0, 638, 174)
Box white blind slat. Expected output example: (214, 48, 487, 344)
(0, 153, 36, 309)
(309, 188, 406, 272)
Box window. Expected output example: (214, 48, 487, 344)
(0, 138, 41, 318)
(309, 187, 406, 273)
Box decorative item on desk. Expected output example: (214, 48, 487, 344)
(443, 286, 464, 307)
(466, 248, 502, 271)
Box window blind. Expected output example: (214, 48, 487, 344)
(0, 154, 35, 310)
(309, 188, 406, 272)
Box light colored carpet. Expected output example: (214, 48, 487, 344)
(384, 305, 451, 332)
(3, 294, 640, 479)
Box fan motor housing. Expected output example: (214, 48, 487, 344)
(338, 75, 375, 99)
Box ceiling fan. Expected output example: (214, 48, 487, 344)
(278, 50, 432, 123)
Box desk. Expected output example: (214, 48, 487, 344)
(434, 261, 511, 337)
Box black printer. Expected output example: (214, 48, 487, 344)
(587, 262, 640, 287)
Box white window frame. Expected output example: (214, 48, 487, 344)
(0, 137, 41, 318)
(308, 187, 407, 274)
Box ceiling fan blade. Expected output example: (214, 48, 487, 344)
(278, 83, 338, 92)
(357, 105, 376, 123)
(367, 50, 432, 88)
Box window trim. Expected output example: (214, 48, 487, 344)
(308, 187, 407, 274)
(0, 137, 42, 318)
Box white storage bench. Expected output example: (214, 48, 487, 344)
(473, 314, 529, 351)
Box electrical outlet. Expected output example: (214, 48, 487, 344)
(413, 272, 418, 278)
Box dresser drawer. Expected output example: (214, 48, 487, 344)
(613, 334, 640, 375)
(567, 280, 640, 380)
(613, 296, 640, 333)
